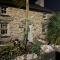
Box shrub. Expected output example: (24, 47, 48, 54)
(31, 40, 41, 55)
(47, 12, 60, 44)
(0, 43, 14, 60)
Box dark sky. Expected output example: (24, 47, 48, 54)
(29, 0, 60, 11)
(29, 0, 37, 4)
(44, 0, 60, 11)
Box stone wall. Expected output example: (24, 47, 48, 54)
(0, 7, 53, 42)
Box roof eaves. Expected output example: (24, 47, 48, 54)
(0, 2, 53, 13)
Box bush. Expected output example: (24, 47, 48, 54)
(0, 43, 14, 60)
(0, 41, 28, 60)
(31, 40, 41, 55)
(47, 12, 60, 44)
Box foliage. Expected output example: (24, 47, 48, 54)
(0, 40, 41, 60)
(0, 0, 25, 8)
(0, 41, 25, 60)
(0, 43, 14, 60)
(47, 12, 60, 44)
(13, 0, 26, 7)
(31, 40, 41, 55)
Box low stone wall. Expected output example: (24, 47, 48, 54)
(41, 52, 55, 60)
(14, 54, 38, 60)
(14, 45, 55, 60)
(14, 52, 55, 60)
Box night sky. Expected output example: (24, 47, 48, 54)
(44, 0, 60, 11)
(29, 0, 37, 4)
(29, 0, 60, 11)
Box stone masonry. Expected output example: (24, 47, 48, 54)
(0, 7, 53, 42)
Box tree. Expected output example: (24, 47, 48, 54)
(0, 0, 25, 8)
(13, 0, 25, 7)
(23, 0, 29, 51)
(47, 12, 60, 45)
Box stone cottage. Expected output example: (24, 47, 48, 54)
(0, 1, 53, 43)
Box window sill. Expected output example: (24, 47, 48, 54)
(0, 34, 10, 38)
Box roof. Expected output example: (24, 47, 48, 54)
(21, 4, 52, 13)
(29, 4, 52, 13)
(0, 1, 53, 13)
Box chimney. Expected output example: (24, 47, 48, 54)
(36, 0, 44, 7)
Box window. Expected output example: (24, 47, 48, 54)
(1, 7, 6, 14)
(42, 23, 47, 35)
(0, 23, 7, 34)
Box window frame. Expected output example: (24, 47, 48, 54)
(0, 7, 6, 14)
(0, 22, 10, 37)
(0, 23, 7, 34)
